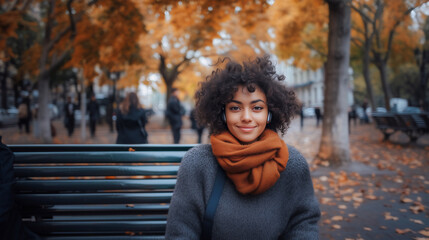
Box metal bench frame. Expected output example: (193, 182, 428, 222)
(10, 144, 195, 240)
(371, 113, 429, 142)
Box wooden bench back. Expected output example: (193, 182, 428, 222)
(10, 144, 195, 240)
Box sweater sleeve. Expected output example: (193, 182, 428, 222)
(165, 148, 207, 239)
(280, 153, 320, 240)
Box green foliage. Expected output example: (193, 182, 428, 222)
(390, 64, 421, 104)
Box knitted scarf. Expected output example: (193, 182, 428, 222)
(210, 129, 289, 195)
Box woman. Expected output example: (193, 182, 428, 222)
(115, 92, 148, 144)
(165, 56, 320, 239)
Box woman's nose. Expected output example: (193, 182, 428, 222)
(241, 109, 252, 122)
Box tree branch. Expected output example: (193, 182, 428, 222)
(67, 0, 76, 39)
(303, 41, 327, 58)
(384, 6, 418, 62)
(351, 37, 363, 48)
(5, 0, 20, 11)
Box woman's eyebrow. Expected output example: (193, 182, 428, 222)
(230, 100, 242, 104)
(251, 99, 266, 104)
(229, 99, 265, 104)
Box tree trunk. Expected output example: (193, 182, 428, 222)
(159, 55, 180, 107)
(362, 42, 376, 110)
(420, 48, 429, 111)
(317, 0, 351, 167)
(79, 69, 86, 142)
(375, 61, 391, 111)
(1, 61, 9, 109)
(13, 81, 19, 108)
(38, 76, 52, 143)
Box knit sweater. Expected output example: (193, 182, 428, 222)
(165, 144, 320, 240)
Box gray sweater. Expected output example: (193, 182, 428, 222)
(165, 144, 320, 240)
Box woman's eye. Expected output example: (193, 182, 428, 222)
(254, 106, 264, 111)
(230, 106, 240, 111)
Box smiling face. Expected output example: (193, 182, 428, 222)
(225, 85, 268, 144)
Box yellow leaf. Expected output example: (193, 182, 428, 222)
(331, 216, 343, 221)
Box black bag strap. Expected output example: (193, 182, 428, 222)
(201, 164, 226, 240)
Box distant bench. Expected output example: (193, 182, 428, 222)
(10, 144, 195, 240)
(371, 112, 429, 142)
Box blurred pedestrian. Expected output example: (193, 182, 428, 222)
(115, 92, 148, 144)
(362, 100, 369, 124)
(300, 103, 304, 130)
(190, 108, 205, 143)
(315, 106, 322, 127)
(166, 56, 320, 239)
(87, 94, 100, 138)
(64, 96, 77, 137)
(17, 97, 31, 134)
(165, 88, 184, 144)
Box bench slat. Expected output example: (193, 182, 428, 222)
(16, 179, 176, 192)
(13, 151, 186, 164)
(48, 215, 167, 221)
(44, 236, 165, 240)
(15, 165, 179, 177)
(21, 204, 169, 215)
(16, 192, 172, 205)
(9, 144, 194, 238)
(9, 144, 195, 152)
(26, 220, 166, 234)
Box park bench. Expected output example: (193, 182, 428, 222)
(371, 112, 429, 142)
(9, 144, 195, 240)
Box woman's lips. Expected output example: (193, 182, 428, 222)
(238, 126, 256, 132)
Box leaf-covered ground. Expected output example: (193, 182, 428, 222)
(2, 115, 428, 239)
(290, 118, 429, 240)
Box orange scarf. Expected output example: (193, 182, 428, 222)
(210, 129, 289, 195)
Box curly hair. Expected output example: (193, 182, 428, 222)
(195, 55, 299, 136)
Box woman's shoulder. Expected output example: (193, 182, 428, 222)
(178, 144, 218, 179)
(183, 144, 214, 163)
(181, 145, 216, 167)
(284, 145, 311, 174)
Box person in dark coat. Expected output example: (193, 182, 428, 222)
(315, 106, 322, 127)
(87, 95, 100, 138)
(165, 88, 184, 144)
(190, 108, 205, 143)
(64, 96, 77, 137)
(115, 92, 148, 144)
(17, 97, 31, 134)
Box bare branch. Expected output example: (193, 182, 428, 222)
(19, 0, 34, 11)
(67, 0, 76, 39)
(351, 37, 364, 48)
(5, 0, 20, 11)
(303, 41, 327, 58)
(351, 4, 372, 24)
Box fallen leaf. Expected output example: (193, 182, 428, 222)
(319, 176, 328, 181)
(401, 198, 413, 203)
(338, 205, 347, 209)
(365, 195, 378, 200)
(410, 219, 424, 225)
(419, 230, 429, 236)
(331, 216, 343, 221)
(384, 212, 399, 221)
(364, 227, 372, 231)
(128, 147, 135, 152)
(396, 228, 412, 234)
(331, 224, 341, 229)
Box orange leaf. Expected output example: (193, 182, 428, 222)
(395, 228, 412, 234)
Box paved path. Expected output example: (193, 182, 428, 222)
(1, 115, 429, 239)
